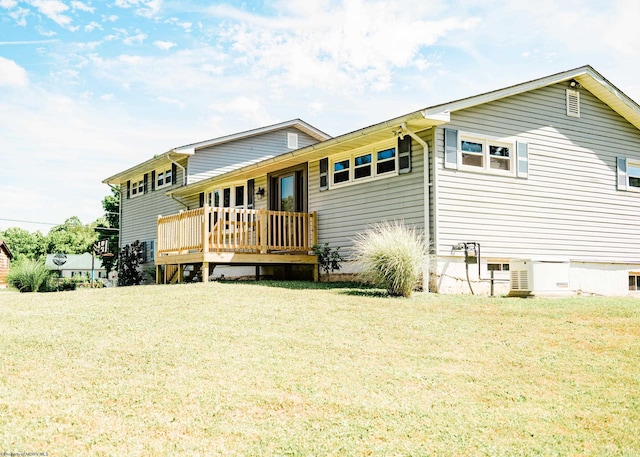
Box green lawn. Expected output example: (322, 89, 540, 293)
(1, 282, 639, 456)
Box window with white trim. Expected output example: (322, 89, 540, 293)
(459, 134, 514, 174)
(131, 178, 145, 197)
(156, 167, 173, 189)
(617, 158, 640, 191)
(207, 183, 248, 209)
(629, 273, 640, 291)
(330, 143, 398, 187)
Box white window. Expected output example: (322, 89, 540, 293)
(459, 134, 514, 174)
(617, 158, 640, 191)
(330, 143, 398, 187)
(131, 178, 144, 197)
(156, 167, 173, 189)
(208, 183, 247, 208)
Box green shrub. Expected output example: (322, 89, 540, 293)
(352, 220, 427, 297)
(8, 258, 53, 293)
(312, 243, 344, 280)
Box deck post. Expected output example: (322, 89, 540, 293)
(156, 265, 161, 284)
(202, 262, 209, 283)
(259, 208, 268, 254)
(202, 204, 209, 254)
(178, 210, 184, 254)
(312, 211, 318, 248)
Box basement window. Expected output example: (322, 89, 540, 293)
(630, 273, 640, 291)
(487, 262, 510, 272)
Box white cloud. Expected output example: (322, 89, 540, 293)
(101, 14, 118, 22)
(123, 32, 147, 45)
(113, 0, 162, 18)
(153, 40, 176, 50)
(71, 1, 94, 13)
(0, 0, 17, 8)
(27, 0, 73, 28)
(8, 7, 29, 26)
(212, 1, 479, 94)
(84, 21, 102, 32)
(0, 57, 28, 86)
(100, 93, 114, 101)
(209, 96, 274, 126)
(157, 96, 185, 109)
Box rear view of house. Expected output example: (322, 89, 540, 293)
(146, 65, 640, 296)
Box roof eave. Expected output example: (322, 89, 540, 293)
(102, 150, 192, 185)
(170, 111, 448, 198)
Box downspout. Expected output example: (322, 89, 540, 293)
(170, 193, 190, 209)
(168, 152, 187, 186)
(167, 152, 190, 209)
(400, 122, 431, 292)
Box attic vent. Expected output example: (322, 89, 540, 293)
(287, 132, 298, 149)
(566, 89, 580, 118)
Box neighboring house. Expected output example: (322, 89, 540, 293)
(103, 119, 331, 280)
(45, 253, 112, 284)
(0, 240, 13, 288)
(150, 65, 640, 296)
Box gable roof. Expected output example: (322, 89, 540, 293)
(172, 65, 640, 198)
(44, 253, 104, 270)
(0, 240, 12, 260)
(103, 119, 330, 186)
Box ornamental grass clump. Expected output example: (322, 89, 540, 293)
(353, 220, 426, 297)
(7, 258, 53, 293)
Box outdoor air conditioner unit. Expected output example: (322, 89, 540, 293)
(508, 259, 571, 297)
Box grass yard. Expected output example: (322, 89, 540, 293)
(1, 282, 639, 456)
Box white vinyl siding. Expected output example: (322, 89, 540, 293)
(309, 132, 430, 257)
(120, 159, 187, 253)
(187, 128, 319, 184)
(434, 83, 640, 263)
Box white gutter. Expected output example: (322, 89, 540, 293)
(168, 152, 187, 186)
(400, 122, 432, 292)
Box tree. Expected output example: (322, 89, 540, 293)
(118, 241, 143, 286)
(44, 217, 97, 255)
(0, 227, 47, 261)
(95, 187, 120, 276)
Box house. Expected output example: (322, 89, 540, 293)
(45, 253, 114, 285)
(0, 240, 13, 288)
(103, 119, 330, 281)
(145, 65, 640, 296)
(107, 66, 640, 295)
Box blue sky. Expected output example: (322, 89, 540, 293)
(1, 0, 639, 233)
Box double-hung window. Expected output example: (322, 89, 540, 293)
(617, 158, 640, 191)
(131, 178, 145, 197)
(156, 167, 173, 189)
(459, 134, 514, 174)
(445, 129, 527, 177)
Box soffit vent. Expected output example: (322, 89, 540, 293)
(566, 89, 580, 118)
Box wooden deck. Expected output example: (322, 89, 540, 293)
(155, 206, 318, 283)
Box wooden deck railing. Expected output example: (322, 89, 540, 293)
(157, 206, 317, 256)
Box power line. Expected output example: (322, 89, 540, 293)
(0, 218, 60, 226)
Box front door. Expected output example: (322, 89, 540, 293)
(269, 164, 307, 213)
(268, 164, 308, 249)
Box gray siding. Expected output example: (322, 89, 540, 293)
(434, 83, 640, 262)
(119, 159, 187, 250)
(187, 128, 320, 184)
(308, 133, 430, 257)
